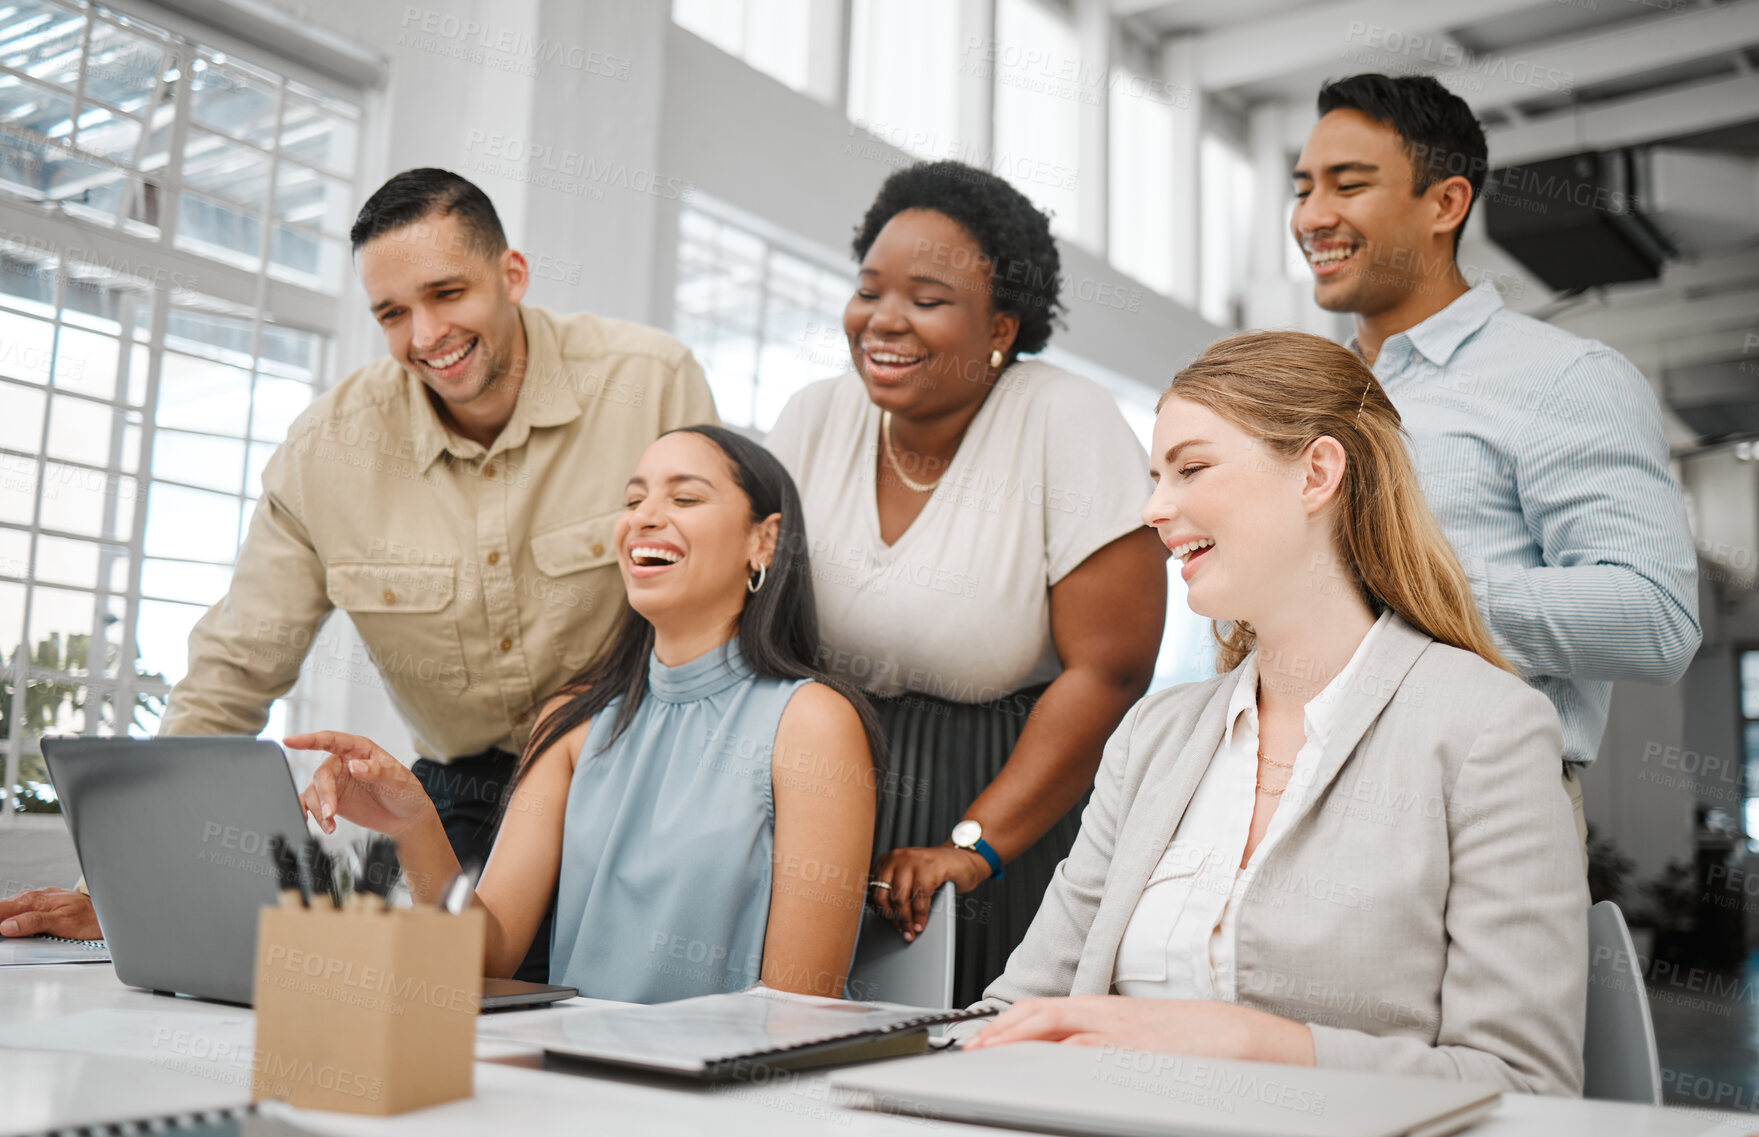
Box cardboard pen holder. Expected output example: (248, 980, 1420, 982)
(251, 902, 485, 1115)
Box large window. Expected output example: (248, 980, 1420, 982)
(1108, 62, 1176, 297)
(1199, 130, 1254, 328)
(672, 0, 841, 104)
(0, 0, 360, 813)
(672, 201, 852, 432)
(991, 0, 1082, 243)
(846, 0, 962, 162)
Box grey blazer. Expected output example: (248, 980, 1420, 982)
(965, 614, 1588, 1096)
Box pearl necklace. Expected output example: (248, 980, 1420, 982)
(880, 410, 943, 494)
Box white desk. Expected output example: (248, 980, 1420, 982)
(1, 963, 1754, 1137)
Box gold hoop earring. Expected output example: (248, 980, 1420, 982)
(747, 562, 767, 594)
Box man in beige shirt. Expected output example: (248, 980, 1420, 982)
(0, 170, 717, 975)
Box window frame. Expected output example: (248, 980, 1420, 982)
(0, 0, 364, 817)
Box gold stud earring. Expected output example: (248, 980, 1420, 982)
(989, 348, 1004, 368)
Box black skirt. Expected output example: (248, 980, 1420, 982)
(868, 683, 1087, 1007)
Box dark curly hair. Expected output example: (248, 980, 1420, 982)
(851, 161, 1064, 358)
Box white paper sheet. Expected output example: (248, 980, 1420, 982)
(0, 936, 110, 966)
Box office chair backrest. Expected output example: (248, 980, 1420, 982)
(1583, 899, 1663, 1105)
(847, 882, 956, 1009)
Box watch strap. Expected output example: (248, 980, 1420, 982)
(967, 836, 1004, 880)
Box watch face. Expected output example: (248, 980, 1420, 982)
(951, 820, 982, 848)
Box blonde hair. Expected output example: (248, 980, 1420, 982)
(1161, 331, 1512, 674)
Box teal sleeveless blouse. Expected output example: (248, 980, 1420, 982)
(549, 638, 808, 1002)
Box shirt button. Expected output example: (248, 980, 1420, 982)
(381, 589, 395, 604)
(591, 542, 604, 558)
(499, 637, 513, 652)
(486, 551, 500, 565)
(515, 709, 530, 724)
(483, 464, 497, 479)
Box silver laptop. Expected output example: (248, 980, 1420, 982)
(830, 1041, 1502, 1137)
(41, 735, 576, 1010)
(42, 736, 310, 1004)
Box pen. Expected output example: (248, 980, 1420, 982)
(356, 837, 400, 912)
(438, 859, 481, 915)
(303, 836, 343, 909)
(344, 845, 369, 911)
(269, 835, 308, 909)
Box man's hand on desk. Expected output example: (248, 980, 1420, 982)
(0, 886, 100, 940)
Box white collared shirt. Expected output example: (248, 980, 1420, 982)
(1111, 611, 1392, 1001)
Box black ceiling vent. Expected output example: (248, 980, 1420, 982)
(1484, 150, 1677, 293)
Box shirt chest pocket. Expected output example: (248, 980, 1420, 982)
(1112, 843, 1209, 984)
(530, 508, 622, 669)
(325, 562, 468, 691)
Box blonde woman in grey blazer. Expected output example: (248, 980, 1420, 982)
(956, 332, 1588, 1097)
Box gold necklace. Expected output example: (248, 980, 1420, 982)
(1256, 739, 1293, 796)
(880, 410, 943, 494)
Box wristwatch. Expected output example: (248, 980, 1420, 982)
(950, 819, 1004, 880)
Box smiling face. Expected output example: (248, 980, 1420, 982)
(1291, 109, 1456, 318)
(616, 432, 779, 632)
(1141, 397, 1323, 623)
(357, 210, 529, 408)
(844, 208, 1018, 421)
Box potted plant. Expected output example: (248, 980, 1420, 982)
(1586, 826, 1655, 966)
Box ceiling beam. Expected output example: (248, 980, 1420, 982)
(1111, 0, 1187, 16)
(1486, 71, 1759, 165)
(1195, 0, 1548, 92)
(1462, 0, 1759, 113)
(1547, 286, 1759, 348)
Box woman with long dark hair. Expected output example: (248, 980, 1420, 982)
(288, 426, 883, 1002)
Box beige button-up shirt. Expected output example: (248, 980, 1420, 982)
(161, 305, 718, 761)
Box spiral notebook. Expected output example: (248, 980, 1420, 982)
(481, 986, 992, 1081)
(0, 933, 110, 966)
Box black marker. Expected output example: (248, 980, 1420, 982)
(303, 835, 343, 909)
(269, 835, 308, 909)
(356, 837, 401, 911)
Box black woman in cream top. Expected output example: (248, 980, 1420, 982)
(765, 160, 1168, 1006)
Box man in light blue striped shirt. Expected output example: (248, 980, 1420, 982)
(1292, 74, 1700, 836)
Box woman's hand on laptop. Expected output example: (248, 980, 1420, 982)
(285, 731, 433, 839)
(960, 995, 1316, 1066)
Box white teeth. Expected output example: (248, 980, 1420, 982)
(868, 350, 922, 365)
(1171, 538, 1215, 561)
(630, 546, 681, 564)
(424, 339, 475, 369)
(1308, 246, 1357, 265)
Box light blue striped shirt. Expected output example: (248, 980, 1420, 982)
(1363, 282, 1700, 766)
